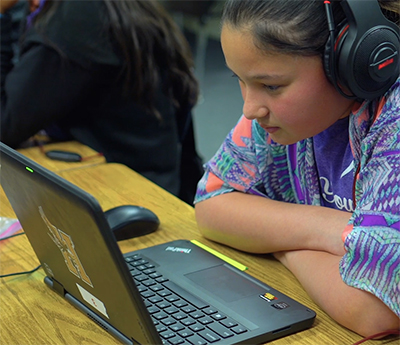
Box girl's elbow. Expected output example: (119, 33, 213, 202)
(353, 309, 399, 338)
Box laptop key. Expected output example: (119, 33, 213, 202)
(143, 268, 156, 275)
(169, 324, 185, 332)
(202, 308, 217, 315)
(153, 311, 169, 320)
(182, 306, 196, 314)
(180, 317, 196, 326)
(151, 284, 165, 292)
(189, 323, 205, 332)
(189, 311, 205, 319)
(173, 300, 188, 308)
(156, 301, 171, 309)
(231, 325, 247, 334)
(137, 286, 147, 293)
(142, 279, 157, 287)
(129, 267, 141, 276)
(168, 336, 185, 345)
(136, 264, 148, 271)
(149, 296, 163, 304)
(131, 259, 148, 266)
(165, 306, 179, 315)
(160, 330, 176, 340)
(172, 312, 187, 321)
(163, 281, 209, 309)
(220, 318, 237, 328)
(178, 329, 194, 338)
(156, 325, 168, 333)
(187, 334, 208, 345)
(156, 276, 169, 283)
(198, 316, 214, 325)
(135, 274, 149, 282)
(165, 294, 180, 303)
(161, 317, 177, 327)
(198, 329, 220, 343)
(157, 290, 172, 297)
(127, 253, 141, 260)
(149, 272, 162, 279)
(207, 323, 234, 339)
(147, 306, 160, 314)
(211, 313, 226, 321)
(125, 255, 141, 264)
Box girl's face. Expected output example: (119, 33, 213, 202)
(221, 25, 356, 145)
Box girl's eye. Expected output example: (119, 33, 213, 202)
(264, 85, 280, 91)
(231, 73, 281, 91)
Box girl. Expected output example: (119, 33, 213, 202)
(0, 0, 201, 204)
(194, 0, 400, 337)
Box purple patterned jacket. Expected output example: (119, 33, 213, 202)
(195, 79, 400, 316)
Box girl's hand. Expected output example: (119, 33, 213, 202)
(0, 0, 20, 14)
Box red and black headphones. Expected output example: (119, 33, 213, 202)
(324, 0, 400, 100)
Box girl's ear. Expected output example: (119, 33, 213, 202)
(29, 0, 41, 12)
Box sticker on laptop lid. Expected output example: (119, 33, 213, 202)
(76, 283, 109, 319)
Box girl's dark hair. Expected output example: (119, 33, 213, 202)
(103, 0, 199, 118)
(222, 0, 399, 57)
(35, 0, 199, 118)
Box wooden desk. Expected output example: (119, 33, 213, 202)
(0, 164, 396, 345)
(17, 141, 106, 172)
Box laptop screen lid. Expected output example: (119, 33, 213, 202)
(0, 142, 161, 344)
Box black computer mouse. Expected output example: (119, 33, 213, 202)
(103, 205, 160, 241)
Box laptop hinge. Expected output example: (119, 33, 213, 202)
(49, 277, 66, 296)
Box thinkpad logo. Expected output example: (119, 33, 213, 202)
(165, 246, 192, 254)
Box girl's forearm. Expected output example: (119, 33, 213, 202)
(195, 192, 351, 255)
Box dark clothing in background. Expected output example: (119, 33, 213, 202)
(0, 1, 203, 204)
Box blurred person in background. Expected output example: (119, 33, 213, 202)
(1, 0, 202, 204)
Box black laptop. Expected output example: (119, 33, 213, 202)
(0, 142, 316, 344)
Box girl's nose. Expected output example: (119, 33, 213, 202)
(242, 91, 269, 120)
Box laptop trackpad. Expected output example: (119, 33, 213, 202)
(185, 265, 265, 302)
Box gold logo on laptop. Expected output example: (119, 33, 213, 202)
(39, 206, 93, 287)
(260, 292, 278, 302)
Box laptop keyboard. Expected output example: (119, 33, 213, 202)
(125, 254, 248, 345)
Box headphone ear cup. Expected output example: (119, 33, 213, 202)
(346, 27, 399, 98)
(324, 20, 399, 99)
(323, 0, 400, 100)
